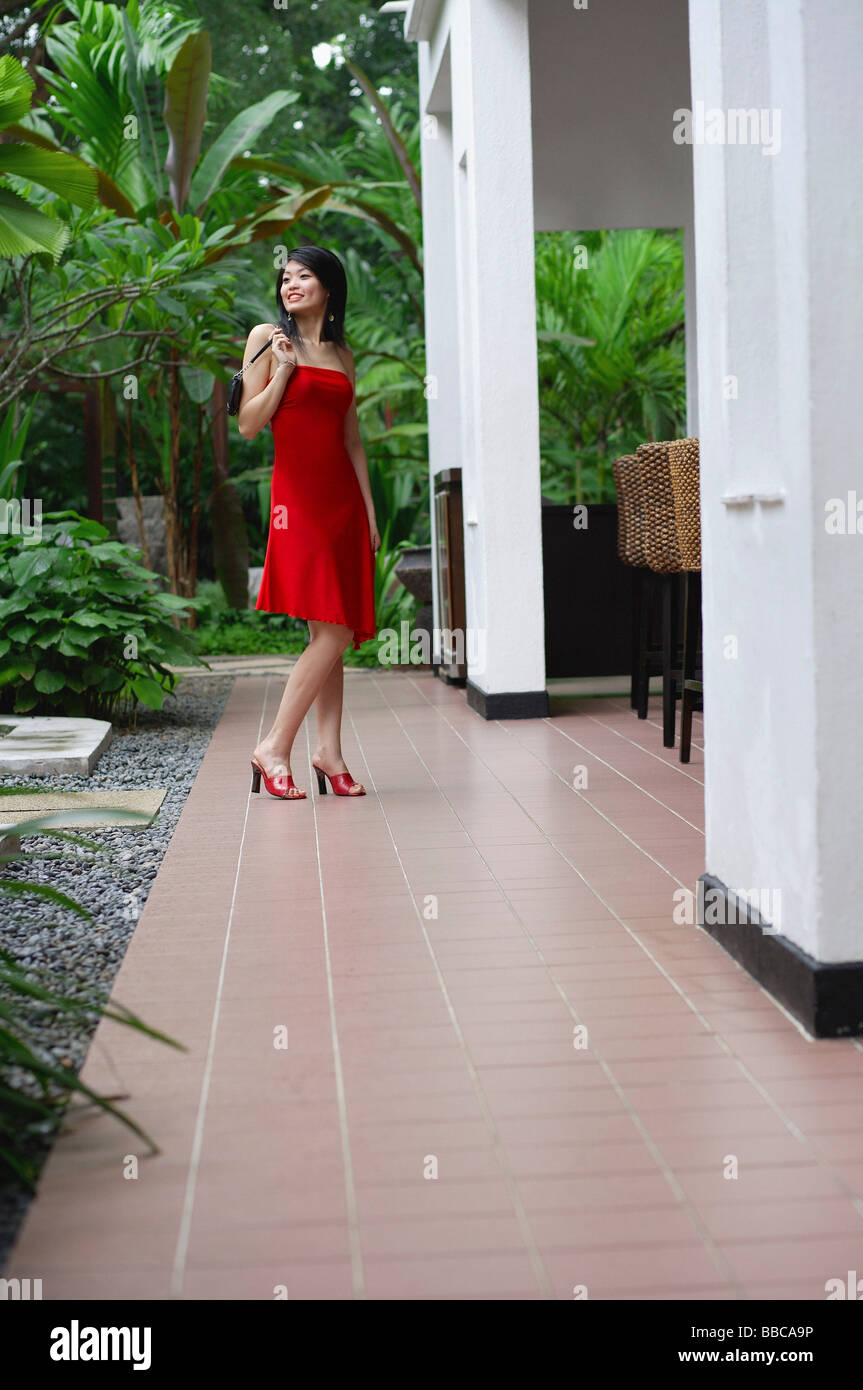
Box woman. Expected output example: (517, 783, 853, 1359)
(237, 245, 379, 800)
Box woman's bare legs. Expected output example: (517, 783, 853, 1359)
(252, 619, 354, 797)
(312, 645, 366, 795)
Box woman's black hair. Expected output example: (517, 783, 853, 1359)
(275, 245, 348, 354)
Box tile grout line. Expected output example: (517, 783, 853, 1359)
(604, 693, 705, 750)
(401, 676, 863, 1242)
(382, 677, 749, 1298)
(538, 719, 704, 838)
(299, 721, 366, 1300)
(347, 700, 557, 1299)
(581, 709, 705, 787)
(499, 715, 828, 1042)
(170, 678, 269, 1299)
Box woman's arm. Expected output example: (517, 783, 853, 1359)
(340, 348, 381, 551)
(237, 324, 294, 439)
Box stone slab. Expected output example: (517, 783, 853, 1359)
(0, 716, 113, 775)
(0, 789, 165, 831)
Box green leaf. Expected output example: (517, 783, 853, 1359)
(162, 30, 212, 211)
(0, 54, 35, 128)
(8, 547, 53, 586)
(0, 879, 93, 918)
(67, 611, 109, 628)
(179, 365, 215, 404)
(0, 596, 30, 620)
(65, 518, 108, 542)
(0, 143, 97, 209)
(0, 660, 34, 685)
(190, 90, 298, 211)
(31, 624, 63, 649)
(11, 692, 38, 712)
(33, 668, 66, 694)
(0, 186, 69, 262)
(57, 630, 93, 657)
(131, 675, 164, 709)
(364, 422, 429, 444)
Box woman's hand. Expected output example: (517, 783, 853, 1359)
(271, 327, 297, 369)
(369, 515, 381, 553)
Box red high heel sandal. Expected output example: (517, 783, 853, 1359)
(250, 756, 306, 800)
(312, 760, 366, 797)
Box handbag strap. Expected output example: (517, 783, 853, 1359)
(237, 326, 276, 375)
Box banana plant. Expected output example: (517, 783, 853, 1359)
(7, 0, 327, 252)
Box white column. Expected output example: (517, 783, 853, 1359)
(683, 219, 699, 436)
(416, 41, 461, 648)
(689, 0, 863, 964)
(448, 0, 547, 713)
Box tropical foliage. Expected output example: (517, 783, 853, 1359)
(0, 511, 204, 718)
(1, 0, 431, 622)
(535, 228, 687, 504)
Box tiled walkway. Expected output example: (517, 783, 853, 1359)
(8, 672, 863, 1299)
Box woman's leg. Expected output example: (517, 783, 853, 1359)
(253, 620, 353, 796)
(312, 647, 366, 794)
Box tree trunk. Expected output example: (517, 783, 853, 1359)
(125, 396, 151, 569)
(208, 378, 250, 609)
(163, 350, 182, 595)
(99, 379, 118, 537)
(184, 403, 204, 626)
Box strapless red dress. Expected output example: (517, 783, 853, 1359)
(255, 365, 376, 651)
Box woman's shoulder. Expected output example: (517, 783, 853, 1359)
(247, 322, 276, 342)
(335, 343, 355, 374)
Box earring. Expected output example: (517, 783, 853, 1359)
(286, 311, 293, 320)
(328, 312, 335, 322)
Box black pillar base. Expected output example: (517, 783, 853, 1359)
(466, 681, 549, 719)
(698, 873, 863, 1038)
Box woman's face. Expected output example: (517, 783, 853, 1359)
(280, 261, 328, 316)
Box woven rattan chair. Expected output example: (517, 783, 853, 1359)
(613, 454, 663, 715)
(637, 440, 685, 576)
(668, 436, 701, 570)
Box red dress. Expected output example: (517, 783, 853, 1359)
(255, 365, 377, 651)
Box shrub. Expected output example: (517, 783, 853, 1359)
(0, 512, 206, 719)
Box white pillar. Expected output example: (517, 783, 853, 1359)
(416, 43, 461, 650)
(448, 0, 547, 716)
(689, 0, 863, 1005)
(683, 219, 699, 436)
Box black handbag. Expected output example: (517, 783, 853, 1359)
(226, 330, 275, 416)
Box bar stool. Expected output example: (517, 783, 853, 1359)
(667, 437, 702, 762)
(637, 440, 686, 747)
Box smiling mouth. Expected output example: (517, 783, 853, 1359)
(287, 294, 303, 301)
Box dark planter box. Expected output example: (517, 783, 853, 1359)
(542, 502, 635, 678)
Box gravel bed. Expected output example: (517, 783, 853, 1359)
(0, 674, 233, 1268)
